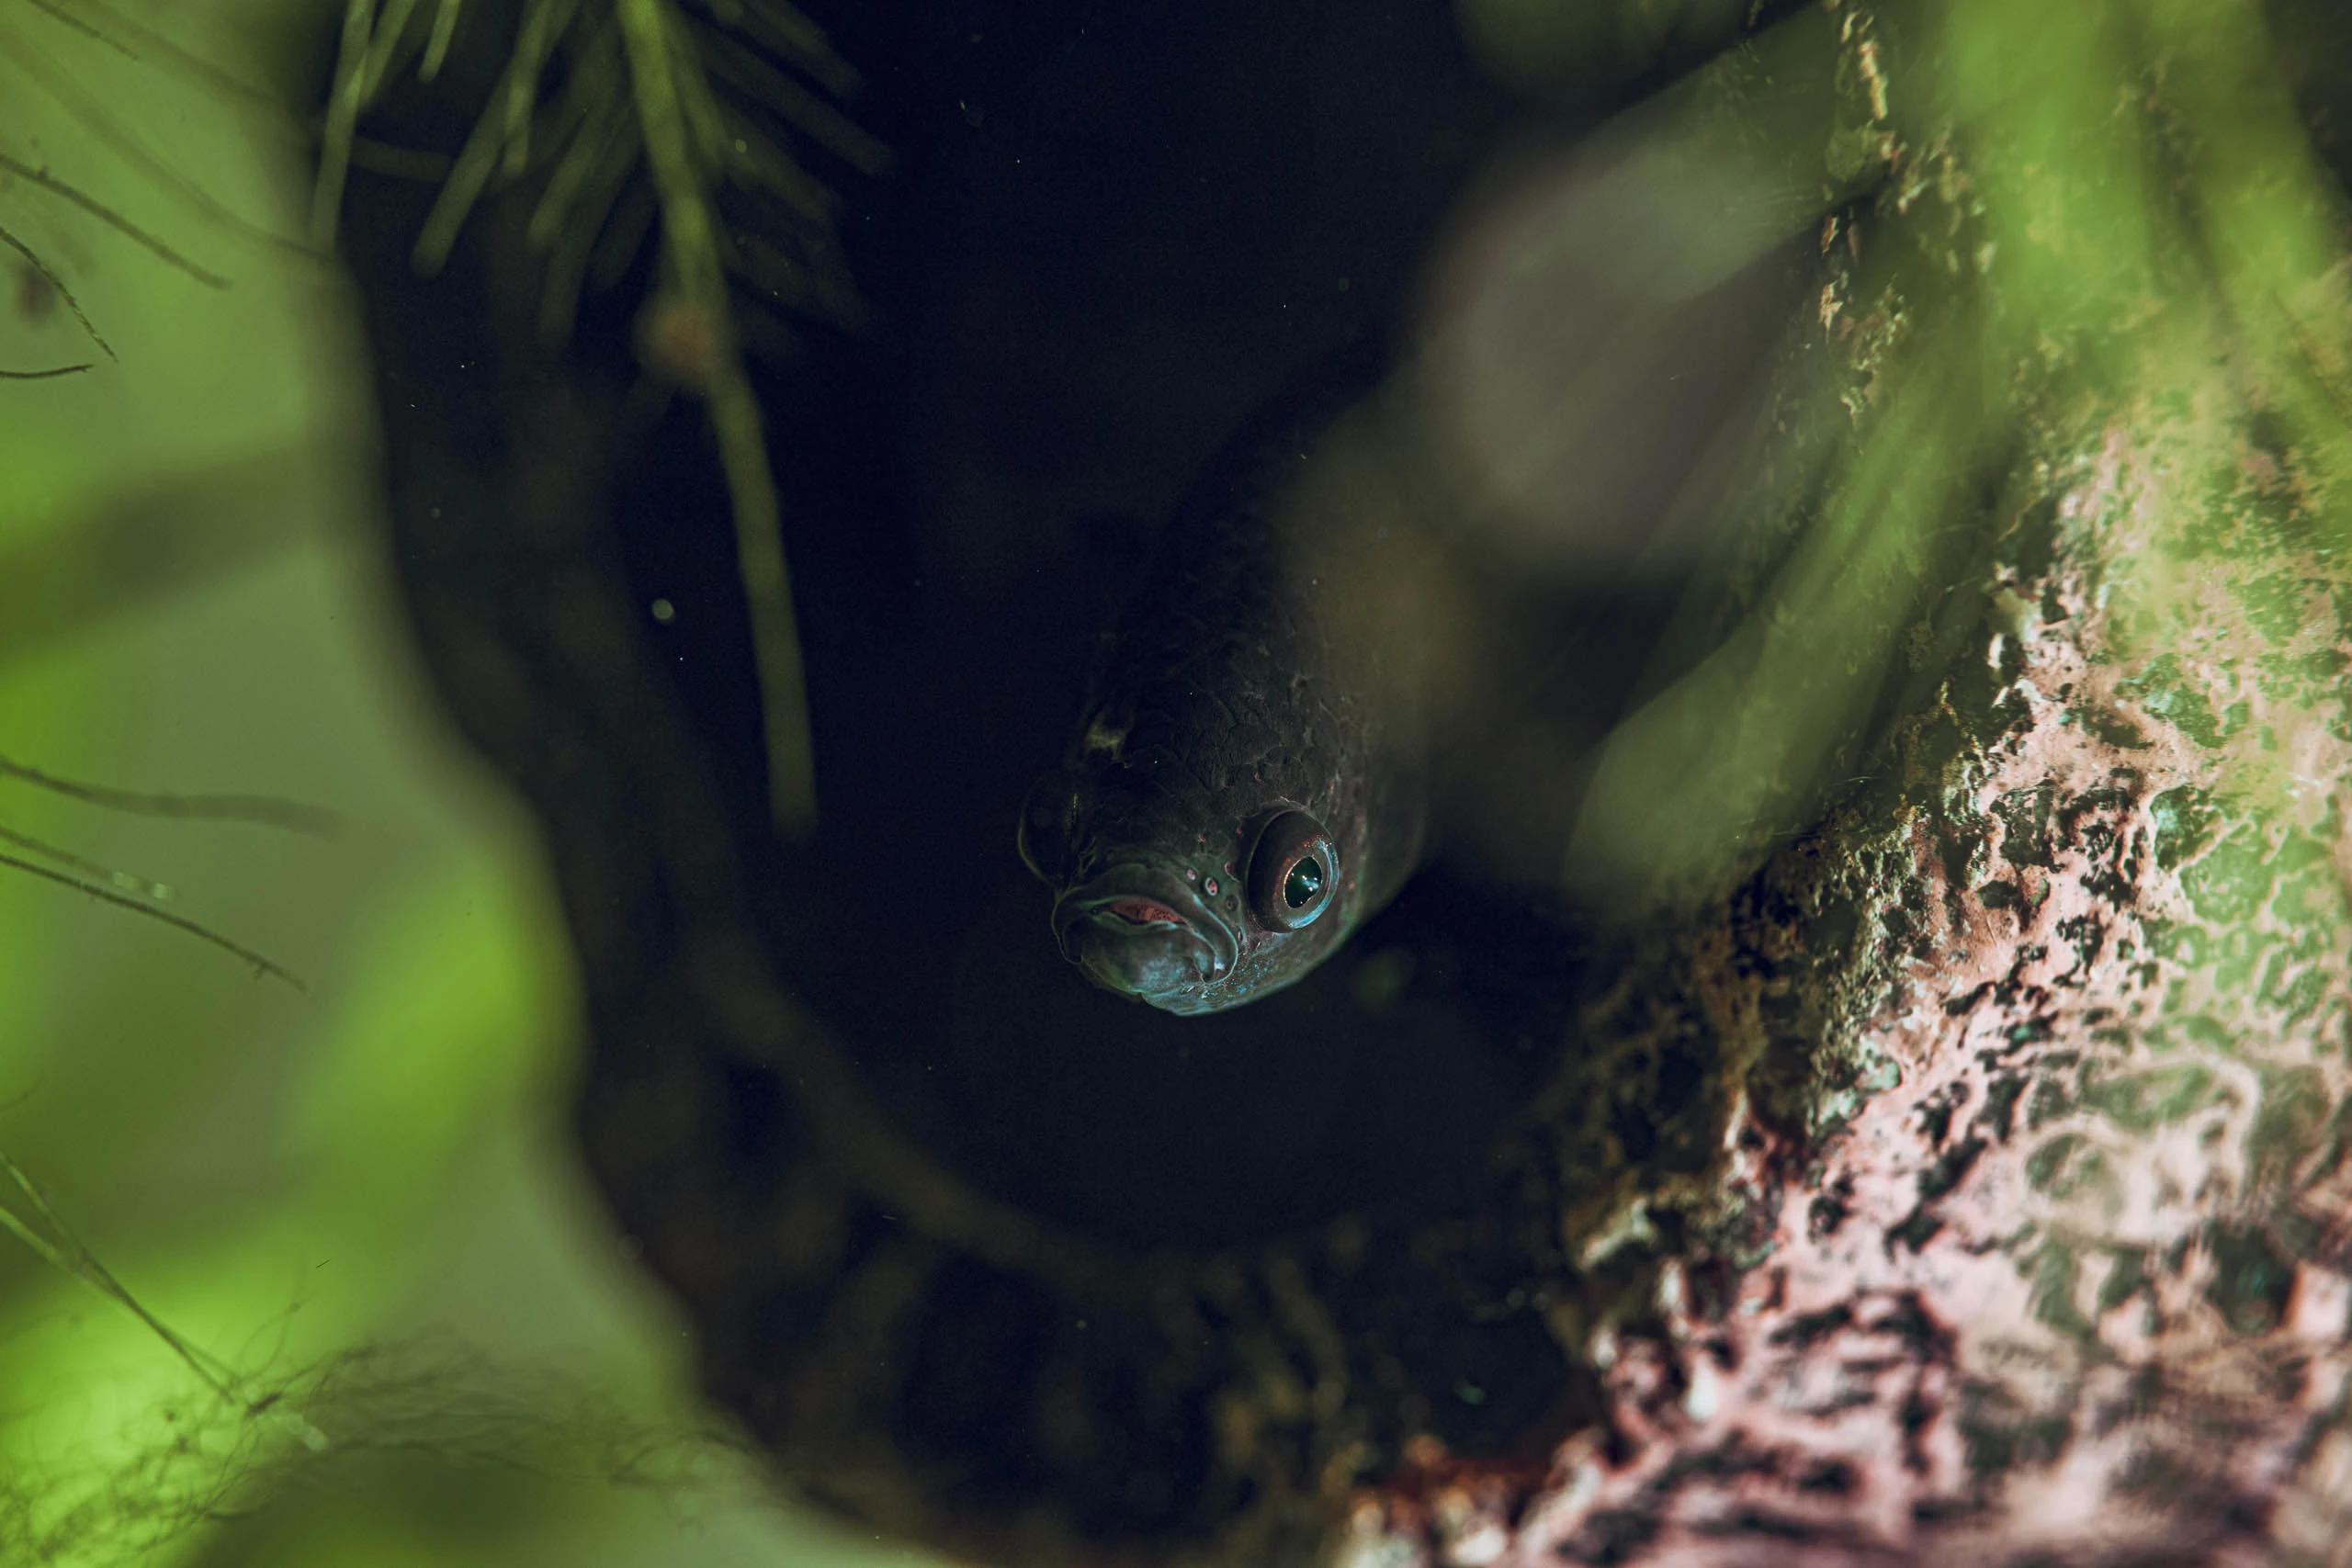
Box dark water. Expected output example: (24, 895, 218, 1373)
(564, 0, 1838, 1262)
(596, 0, 1636, 1247)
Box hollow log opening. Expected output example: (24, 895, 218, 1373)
(334, 0, 2352, 1563)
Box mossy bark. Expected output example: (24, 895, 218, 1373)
(1349, 3, 2352, 1560)
(1356, 400, 2352, 1566)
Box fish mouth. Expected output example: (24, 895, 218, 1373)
(1052, 866, 1240, 1004)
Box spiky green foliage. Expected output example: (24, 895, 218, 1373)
(0, 12, 901, 1568)
(317, 0, 886, 839)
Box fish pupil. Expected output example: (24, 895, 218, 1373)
(1283, 858, 1322, 908)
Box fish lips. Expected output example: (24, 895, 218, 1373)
(1052, 867, 1241, 1007)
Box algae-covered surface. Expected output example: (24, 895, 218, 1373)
(1344, 1, 2352, 1560)
(0, 6, 923, 1565)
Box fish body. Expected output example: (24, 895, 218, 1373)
(1019, 351, 1427, 1015)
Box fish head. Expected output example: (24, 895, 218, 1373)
(1018, 751, 1358, 1015)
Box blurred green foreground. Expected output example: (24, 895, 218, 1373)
(0, 5, 922, 1564)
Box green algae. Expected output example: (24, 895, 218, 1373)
(2079, 1064, 2219, 1134)
(2119, 656, 2227, 750)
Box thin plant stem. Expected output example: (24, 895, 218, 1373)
(0, 750, 338, 834)
(0, 821, 171, 898)
(615, 0, 816, 838)
(311, 0, 378, 250)
(0, 852, 304, 988)
(0, 149, 229, 288)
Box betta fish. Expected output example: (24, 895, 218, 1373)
(1014, 105, 1829, 1016)
(1014, 345, 1432, 1015)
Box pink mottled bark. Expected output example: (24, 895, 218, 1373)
(1343, 427, 2352, 1565)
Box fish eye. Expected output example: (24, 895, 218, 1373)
(1248, 809, 1335, 931)
(1017, 771, 1088, 883)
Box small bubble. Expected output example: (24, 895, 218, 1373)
(650, 598, 676, 624)
(1185, 868, 1198, 881)
(1223, 863, 1235, 875)
(1203, 877, 1219, 897)
(1224, 896, 1237, 912)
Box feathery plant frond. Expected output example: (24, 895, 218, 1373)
(0, 1147, 774, 1565)
(0, 1152, 324, 1444)
(318, 0, 888, 840)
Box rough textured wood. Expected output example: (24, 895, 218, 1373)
(1348, 421, 2352, 1563)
